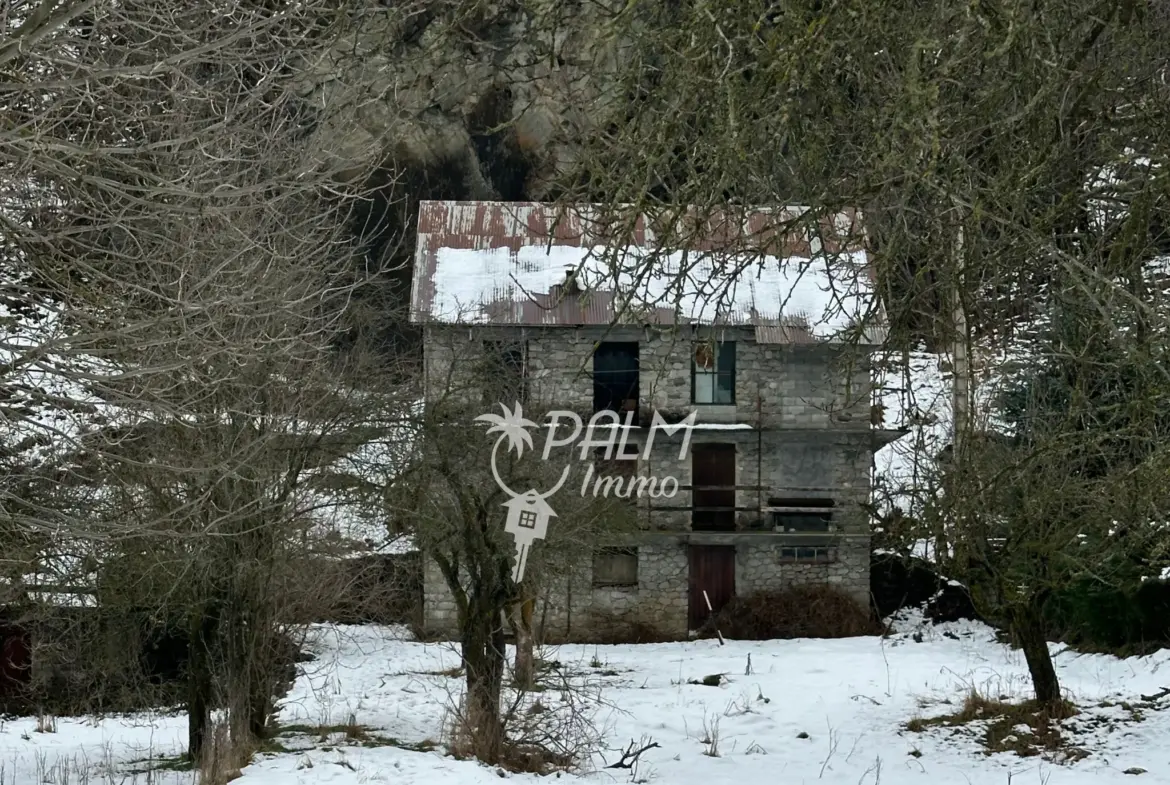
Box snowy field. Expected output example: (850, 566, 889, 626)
(2, 614, 1168, 785)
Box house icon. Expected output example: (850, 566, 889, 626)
(502, 490, 559, 582)
(502, 490, 557, 541)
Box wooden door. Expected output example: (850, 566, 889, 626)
(691, 443, 736, 531)
(688, 545, 736, 630)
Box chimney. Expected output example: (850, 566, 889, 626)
(562, 265, 582, 296)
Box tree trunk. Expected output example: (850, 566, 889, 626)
(509, 596, 536, 690)
(224, 598, 252, 749)
(187, 610, 217, 761)
(249, 661, 273, 741)
(461, 597, 507, 763)
(1012, 605, 1062, 708)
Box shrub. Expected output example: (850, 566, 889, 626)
(716, 585, 881, 640)
(870, 552, 941, 618)
(559, 612, 681, 644)
(870, 551, 981, 624)
(1044, 577, 1170, 654)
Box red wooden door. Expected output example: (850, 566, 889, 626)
(692, 443, 736, 531)
(688, 545, 736, 630)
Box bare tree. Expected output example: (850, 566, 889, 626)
(387, 331, 635, 765)
(535, 0, 1170, 708)
(1, 0, 416, 761)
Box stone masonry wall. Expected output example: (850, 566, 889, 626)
(422, 536, 870, 641)
(418, 324, 883, 640)
(422, 542, 691, 641)
(421, 556, 460, 636)
(577, 542, 689, 639)
(635, 430, 874, 534)
(423, 325, 874, 429)
(735, 537, 870, 607)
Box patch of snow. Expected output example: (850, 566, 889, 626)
(5, 620, 1170, 784)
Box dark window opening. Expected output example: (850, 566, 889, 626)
(692, 443, 736, 531)
(593, 342, 639, 415)
(768, 498, 834, 532)
(593, 547, 638, 586)
(778, 546, 837, 563)
(692, 340, 735, 404)
(481, 340, 527, 406)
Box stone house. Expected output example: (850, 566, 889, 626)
(409, 201, 906, 640)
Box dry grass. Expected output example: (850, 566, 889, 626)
(440, 650, 606, 775)
(699, 713, 721, 757)
(717, 585, 882, 640)
(559, 613, 681, 644)
(905, 690, 1085, 760)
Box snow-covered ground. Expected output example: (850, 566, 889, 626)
(3, 615, 1168, 784)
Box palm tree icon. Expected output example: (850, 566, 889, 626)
(474, 402, 571, 500)
(475, 402, 538, 459)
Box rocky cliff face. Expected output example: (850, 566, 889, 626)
(298, 1, 634, 200)
(293, 2, 638, 346)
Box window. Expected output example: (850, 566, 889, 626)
(593, 342, 640, 414)
(482, 341, 526, 405)
(778, 546, 837, 563)
(593, 547, 638, 587)
(517, 509, 538, 529)
(692, 341, 735, 404)
(768, 498, 834, 532)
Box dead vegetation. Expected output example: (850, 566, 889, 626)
(716, 585, 882, 640)
(274, 720, 438, 753)
(905, 690, 1085, 760)
(439, 646, 608, 775)
(573, 613, 681, 645)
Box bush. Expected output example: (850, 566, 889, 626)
(870, 551, 981, 624)
(554, 611, 681, 644)
(716, 585, 881, 640)
(1134, 579, 1170, 642)
(1044, 577, 1170, 654)
(870, 552, 941, 618)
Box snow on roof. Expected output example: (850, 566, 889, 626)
(411, 201, 883, 343)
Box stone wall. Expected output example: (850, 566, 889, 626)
(422, 324, 879, 538)
(421, 557, 460, 634)
(421, 535, 870, 640)
(422, 541, 691, 641)
(418, 324, 883, 640)
(422, 325, 874, 430)
(734, 536, 870, 606)
(635, 430, 874, 534)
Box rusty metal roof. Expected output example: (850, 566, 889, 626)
(410, 201, 884, 342)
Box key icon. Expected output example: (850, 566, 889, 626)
(502, 490, 556, 583)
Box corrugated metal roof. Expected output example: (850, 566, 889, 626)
(410, 201, 884, 342)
